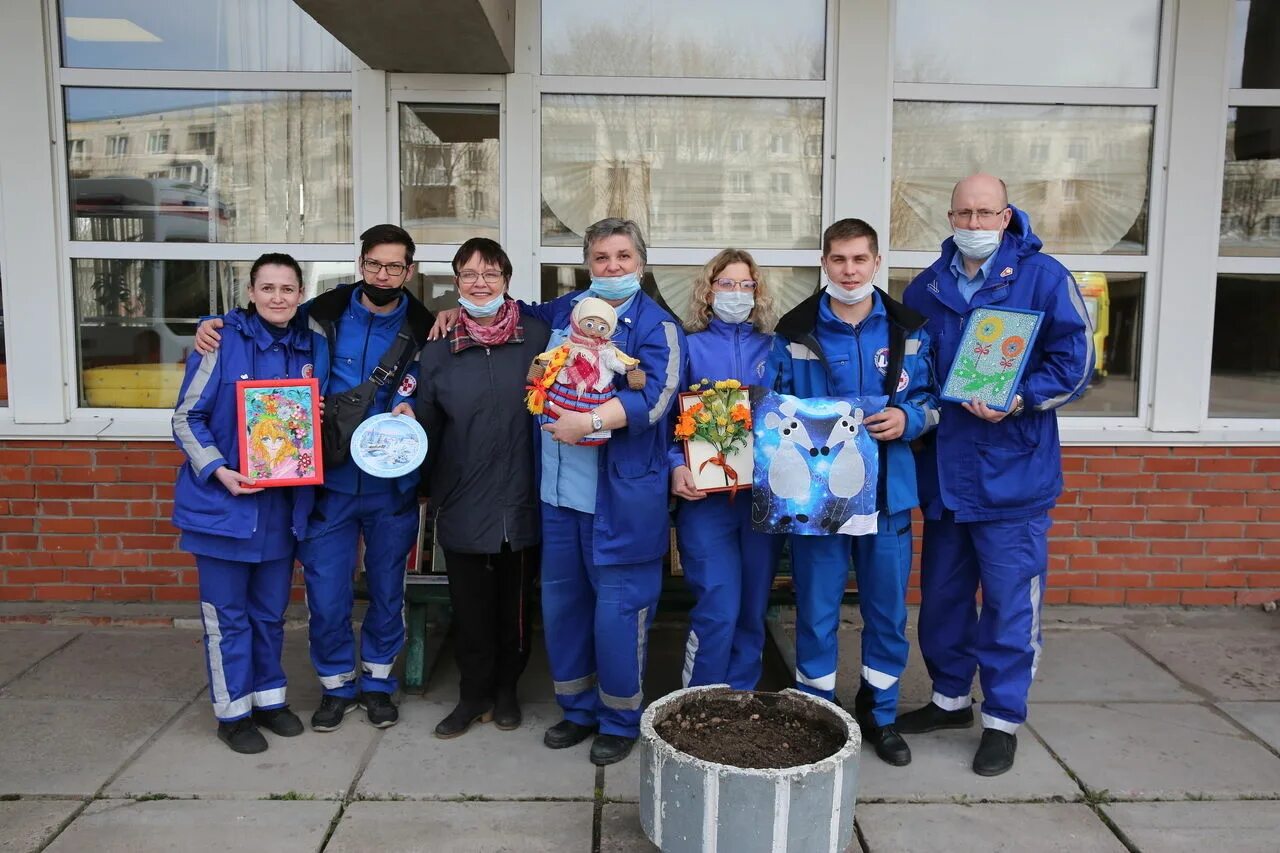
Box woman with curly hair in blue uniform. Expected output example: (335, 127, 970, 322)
(670, 248, 784, 691)
(172, 253, 314, 754)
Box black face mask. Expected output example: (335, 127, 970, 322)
(362, 284, 403, 308)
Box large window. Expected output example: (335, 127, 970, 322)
(1211, 2, 1280, 418)
(399, 104, 500, 245)
(56, 1, 353, 412)
(541, 95, 824, 249)
(541, 0, 826, 80)
(890, 5, 1163, 419)
(59, 0, 350, 72)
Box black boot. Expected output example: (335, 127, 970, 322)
(895, 701, 974, 734)
(217, 718, 268, 754)
(860, 723, 912, 766)
(590, 734, 636, 766)
(433, 700, 494, 739)
(253, 706, 304, 737)
(493, 690, 522, 731)
(544, 719, 596, 749)
(973, 729, 1017, 777)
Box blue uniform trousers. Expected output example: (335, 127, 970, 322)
(676, 494, 781, 690)
(541, 503, 662, 739)
(297, 489, 419, 698)
(789, 509, 913, 725)
(918, 511, 1050, 732)
(196, 555, 293, 722)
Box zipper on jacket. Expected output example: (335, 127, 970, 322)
(732, 324, 743, 382)
(485, 346, 510, 544)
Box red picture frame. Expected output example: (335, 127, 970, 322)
(235, 378, 324, 488)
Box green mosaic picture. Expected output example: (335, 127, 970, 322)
(941, 307, 1043, 412)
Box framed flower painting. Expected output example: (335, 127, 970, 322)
(941, 307, 1044, 412)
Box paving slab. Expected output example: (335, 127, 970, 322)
(106, 701, 381, 800)
(602, 747, 643, 803)
(1103, 801, 1280, 853)
(1123, 627, 1280, 700)
(1218, 701, 1280, 752)
(857, 803, 1126, 852)
(357, 701, 596, 800)
(3, 630, 207, 701)
(327, 801, 593, 852)
(1029, 702, 1280, 798)
(600, 803, 658, 852)
(44, 799, 338, 853)
(0, 799, 82, 853)
(856, 725, 1078, 802)
(0, 628, 79, 689)
(0, 698, 183, 796)
(1030, 630, 1197, 702)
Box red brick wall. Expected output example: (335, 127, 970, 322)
(1, 440, 1278, 607)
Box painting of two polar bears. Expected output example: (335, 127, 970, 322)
(751, 392, 886, 537)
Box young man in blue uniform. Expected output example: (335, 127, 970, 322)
(766, 219, 939, 766)
(898, 174, 1092, 776)
(195, 225, 432, 732)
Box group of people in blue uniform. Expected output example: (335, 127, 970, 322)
(170, 172, 1092, 779)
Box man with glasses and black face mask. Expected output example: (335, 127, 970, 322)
(194, 224, 433, 733)
(899, 174, 1092, 777)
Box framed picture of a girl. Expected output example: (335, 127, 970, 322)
(235, 378, 324, 487)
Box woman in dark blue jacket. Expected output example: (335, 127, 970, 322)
(171, 253, 314, 754)
(669, 249, 783, 691)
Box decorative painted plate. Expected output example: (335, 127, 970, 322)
(350, 413, 428, 479)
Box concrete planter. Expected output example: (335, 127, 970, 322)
(639, 686, 861, 853)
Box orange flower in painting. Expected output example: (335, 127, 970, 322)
(674, 413, 697, 440)
(730, 403, 752, 428)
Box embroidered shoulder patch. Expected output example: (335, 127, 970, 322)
(301, 363, 314, 378)
(398, 374, 417, 396)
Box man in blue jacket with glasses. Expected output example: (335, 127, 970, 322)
(899, 174, 1092, 777)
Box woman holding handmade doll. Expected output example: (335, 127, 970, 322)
(670, 248, 784, 691)
(415, 237, 550, 739)
(171, 253, 313, 754)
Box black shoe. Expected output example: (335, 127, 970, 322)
(217, 717, 268, 754)
(360, 691, 399, 729)
(493, 691, 522, 731)
(310, 695, 359, 732)
(253, 706, 304, 737)
(543, 719, 596, 749)
(434, 700, 494, 739)
(861, 723, 912, 766)
(973, 729, 1017, 777)
(590, 734, 636, 766)
(895, 701, 975, 734)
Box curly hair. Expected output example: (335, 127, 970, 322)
(248, 416, 297, 466)
(684, 248, 776, 334)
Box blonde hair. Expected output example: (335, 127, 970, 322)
(249, 417, 297, 465)
(685, 248, 776, 334)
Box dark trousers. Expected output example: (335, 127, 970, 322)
(444, 545, 536, 703)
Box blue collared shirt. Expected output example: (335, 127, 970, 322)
(539, 291, 637, 513)
(949, 249, 999, 304)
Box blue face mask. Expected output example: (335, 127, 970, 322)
(589, 271, 642, 301)
(458, 294, 504, 318)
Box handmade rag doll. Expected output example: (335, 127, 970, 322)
(525, 297, 645, 446)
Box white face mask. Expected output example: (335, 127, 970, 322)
(822, 270, 875, 305)
(952, 228, 1002, 261)
(712, 291, 755, 325)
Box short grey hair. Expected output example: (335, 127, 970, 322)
(582, 218, 648, 267)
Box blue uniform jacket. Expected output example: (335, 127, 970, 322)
(765, 289, 938, 517)
(304, 283, 425, 497)
(525, 291, 685, 566)
(667, 316, 773, 471)
(902, 205, 1093, 522)
(171, 310, 315, 543)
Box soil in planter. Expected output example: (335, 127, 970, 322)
(655, 693, 845, 769)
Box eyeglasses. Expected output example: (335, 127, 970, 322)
(361, 258, 409, 277)
(712, 278, 758, 292)
(457, 270, 504, 284)
(947, 208, 1008, 225)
